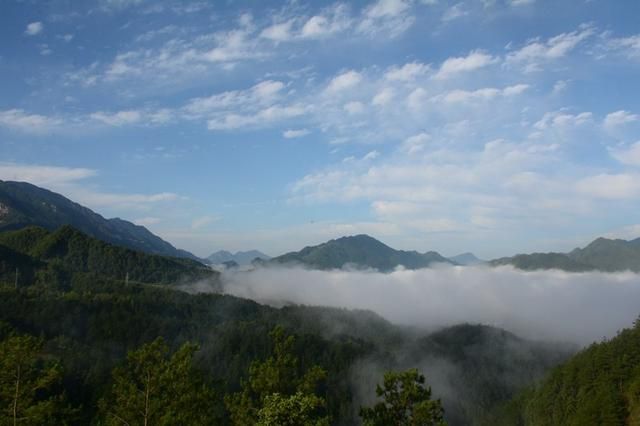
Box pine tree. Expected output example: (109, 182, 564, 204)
(98, 338, 216, 426)
(0, 335, 72, 425)
(360, 368, 446, 426)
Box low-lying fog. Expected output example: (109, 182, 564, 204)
(217, 264, 640, 345)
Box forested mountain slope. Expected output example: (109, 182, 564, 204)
(271, 234, 453, 271)
(0, 225, 215, 285)
(0, 180, 200, 260)
(493, 319, 640, 425)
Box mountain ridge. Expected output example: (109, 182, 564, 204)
(270, 234, 454, 271)
(0, 180, 201, 261)
(206, 249, 271, 265)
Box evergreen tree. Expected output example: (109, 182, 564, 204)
(98, 338, 216, 426)
(225, 326, 329, 426)
(360, 368, 446, 426)
(0, 335, 72, 425)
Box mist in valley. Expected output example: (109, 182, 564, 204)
(219, 264, 640, 346)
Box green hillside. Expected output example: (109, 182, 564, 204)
(493, 319, 640, 425)
(490, 236, 640, 272)
(0, 225, 215, 285)
(271, 234, 453, 271)
(0, 180, 200, 260)
(490, 253, 594, 272)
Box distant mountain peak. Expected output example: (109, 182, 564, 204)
(448, 252, 485, 265)
(206, 249, 271, 266)
(271, 234, 452, 272)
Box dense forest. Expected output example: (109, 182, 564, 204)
(492, 318, 640, 425)
(0, 225, 578, 425)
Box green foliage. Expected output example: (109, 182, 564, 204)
(226, 326, 329, 426)
(0, 180, 198, 260)
(495, 318, 640, 425)
(360, 368, 446, 426)
(257, 392, 329, 426)
(271, 234, 452, 271)
(98, 337, 217, 425)
(490, 253, 593, 272)
(0, 335, 73, 425)
(0, 226, 216, 286)
(490, 236, 640, 272)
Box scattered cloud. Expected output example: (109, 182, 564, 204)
(385, 62, 430, 81)
(325, 70, 362, 94)
(442, 3, 468, 22)
(435, 50, 498, 79)
(604, 110, 639, 128)
(0, 109, 63, 134)
(506, 25, 594, 71)
(283, 128, 311, 138)
(0, 163, 97, 186)
(610, 142, 640, 167)
(191, 215, 219, 230)
(24, 22, 43, 36)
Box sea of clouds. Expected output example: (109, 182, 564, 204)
(219, 264, 640, 345)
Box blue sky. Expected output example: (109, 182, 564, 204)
(1, 0, 639, 258)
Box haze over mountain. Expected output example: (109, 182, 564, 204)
(206, 249, 271, 266)
(0, 181, 200, 261)
(270, 234, 453, 272)
(491, 237, 640, 272)
(447, 252, 485, 266)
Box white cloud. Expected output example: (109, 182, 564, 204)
(191, 215, 218, 230)
(358, 0, 415, 37)
(300, 4, 351, 39)
(441, 88, 501, 104)
(206, 104, 307, 130)
(135, 216, 162, 226)
(372, 88, 395, 106)
(503, 83, 530, 96)
(610, 142, 640, 167)
(401, 133, 430, 154)
(24, 22, 43, 36)
(222, 266, 640, 344)
(90, 110, 143, 126)
(344, 101, 365, 114)
(442, 3, 468, 22)
(604, 110, 638, 128)
(435, 50, 498, 79)
(534, 110, 592, 130)
(510, 0, 535, 5)
(184, 80, 285, 117)
(0, 163, 97, 186)
(260, 20, 295, 42)
(363, 150, 380, 161)
(0, 109, 63, 134)
(607, 34, 640, 60)
(283, 128, 311, 138)
(74, 190, 180, 209)
(325, 70, 362, 94)
(506, 25, 594, 69)
(406, 88, 428, 111)
(552, 80, 569, 94)
(577, 173, 640, 199)
(385, 62, 430, 81)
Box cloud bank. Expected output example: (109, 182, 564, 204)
(221, 265, 640, 345)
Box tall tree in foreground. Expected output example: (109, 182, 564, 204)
(98, 337, 217, 426)
(225, 326, 329, 426)
(0, 335, 72, 425)
(360, 368, 446, 426)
